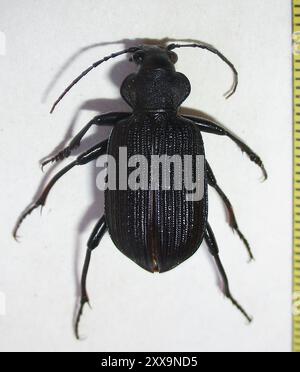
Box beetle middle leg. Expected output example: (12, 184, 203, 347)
(204, 222, 252, 323)
(185, 115, 267, 180)
(13, 140, 108, 239)
(206, 160, 253, 261)
(75, 215, 107, 339)
(42, 112, 130, 169)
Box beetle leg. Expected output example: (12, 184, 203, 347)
(204, 222, 252, 323)
(42, 112, 131, 169)
(184, 115, 267, 180)
(206, 160, 253, 261)
(13, 140, 108, 240)
(75, 216, 107, 340)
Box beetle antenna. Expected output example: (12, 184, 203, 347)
(167, 43, 238, 99)
(50, 46, 140, 113)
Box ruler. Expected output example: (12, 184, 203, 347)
(293, 0, 300, 354)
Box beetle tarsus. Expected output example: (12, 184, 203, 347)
(261, 163, 268, 181)
(184, 115, 267, 181)
(234, 228, 254, 262)
(225, 288, 253, 323)
(230, 138, 267, 181)
(75, 297, 90, 340)
(216, 256, 253, 323)
(247, 152, 268, 181)
(205, 223, 252, 323)
(42, 113, 130, 171)
(207, 163, 254, 261)
(41, 158, 54, 171)
(41, 147, 73, 170)
(15, 141, 108, 238)
(13, 202, 42, 240)
(75, 217, 107, 340)
(228, 210, 254, 261)
(240, 149, 267, 180)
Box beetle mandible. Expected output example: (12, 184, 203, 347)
(14, 42, 267, 339)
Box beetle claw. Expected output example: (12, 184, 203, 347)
(13, 202, 41, 240)
(226, 291, 253, 323)
(261, 164, 268, 182)
(40, 158, 54, 171)
(13, 233, 21, 243)
(41, 148, 73, 171)
(75, 298, 90, 340)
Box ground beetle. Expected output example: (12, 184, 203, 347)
(14, 41, 267, 339)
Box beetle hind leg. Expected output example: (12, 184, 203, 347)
(205, 222, 252, 323)
(206, 160, 254, 261)
(75, 216, 107, 340)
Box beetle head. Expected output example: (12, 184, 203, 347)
(119, 45, 190, 111)
(50, 41, 237, 114)
(130, 46, 178, 72)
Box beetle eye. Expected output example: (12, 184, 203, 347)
(133, 51, 145, 65)
(168, 51, 178, 64)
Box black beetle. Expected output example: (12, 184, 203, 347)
(14, 42, 267, 339)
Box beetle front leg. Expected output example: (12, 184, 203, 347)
(206, 160, 253, 261)
(75, 216, 107, 340)
(204, 222, 252, 323)
(13, 140, 108, 239)
(184, 115, 267, 180)
(42, 112, 131, 169)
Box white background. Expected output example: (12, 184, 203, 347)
(0, 0, 292, 352)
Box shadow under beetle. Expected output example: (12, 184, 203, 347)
(14, 41, 267, 339)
